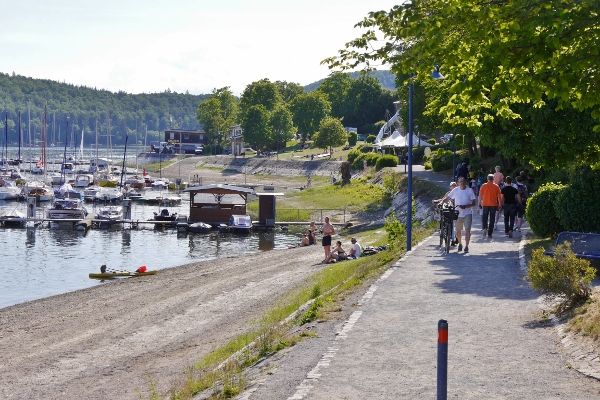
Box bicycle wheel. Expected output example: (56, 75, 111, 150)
(439, 218, 444, 246)
(445, 221, 452, 253)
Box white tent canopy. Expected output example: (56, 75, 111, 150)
(377, 130, 431, 148)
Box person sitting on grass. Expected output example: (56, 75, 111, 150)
(348, 238, 363, 259)
(327, 241, 347, 263)
(301, 232, 310, 247)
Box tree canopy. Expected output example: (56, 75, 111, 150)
(314, 116, 347, 154)
(196, 87, 239, 149)
(290, 92, 332, 142)
(325, 0, 600, 168)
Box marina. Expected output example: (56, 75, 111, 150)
(0, 193, 299, 309)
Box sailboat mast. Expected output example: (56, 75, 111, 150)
(4, 113, 7, 161)
(95, 119, 99, 167)
(18, 111, 21, 161)
(52, 112, 56, 146)
(42, 105, 47, 174)
(120, 134, 128, 188)
(62, 119, 69, 182)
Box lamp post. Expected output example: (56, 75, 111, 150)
(406, 66, 444, 251)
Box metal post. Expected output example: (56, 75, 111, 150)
(437, 319, 448, 400)
(407, 82, 414, 251)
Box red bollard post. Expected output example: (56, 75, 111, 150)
(437, 319, 448, 400)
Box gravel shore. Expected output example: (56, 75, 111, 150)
(0, 245, 323, 400)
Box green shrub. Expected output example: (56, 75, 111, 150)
(427, 138, 437, 145)
(384, 213, 406, 248)
(526, 182, 567, 237)
(366, 134, 376, 144)
(348, 131, 358, 146)
(364, 152, 381, 167)
(375, 154, 398, 171)
(554, 168, 600, 233)
(430, 149, 454, 171)
(424, 161, 432, 170)
(359, 145, 374, 153)
(351, 153, 366, 170)
(347, 148, 361, 164)
(528, 243, 596, 305)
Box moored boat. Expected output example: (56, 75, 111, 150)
(47, 198, 87, 220)
(0, 209, 26, 228)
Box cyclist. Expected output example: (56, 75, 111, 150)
(448, 177, 477, 253)
(434, 181, 458, 246)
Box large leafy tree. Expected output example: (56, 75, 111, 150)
(275, 81, 304, 104)
(325, 0, 600, 168)
(240, 79, 281, 114)
(196, 87, 239, 151)
(290, 92, 332, 142)
(314, 116, 347, 154)
(317, 72, 353, 118)
(241, 104, 272, 150)
(270, 105, 295, 151)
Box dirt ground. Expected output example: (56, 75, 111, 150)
(0, 246, 324, 400)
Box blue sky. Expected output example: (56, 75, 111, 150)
(0, 0, 398, 95)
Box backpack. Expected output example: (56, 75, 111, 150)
(517, 182, 528, 202)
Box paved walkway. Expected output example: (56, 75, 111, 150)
(286, 168, 600, 399)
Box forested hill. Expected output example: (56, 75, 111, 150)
(0, 72, 208, 146)
(304, 70, 395, 92)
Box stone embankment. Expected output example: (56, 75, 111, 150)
(197, 156, 343, 178)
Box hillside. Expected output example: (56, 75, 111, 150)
(304, 70, 396, 92)
(0, 72, 208, 146)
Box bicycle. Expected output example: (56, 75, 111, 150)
(438, 203, 459, 253)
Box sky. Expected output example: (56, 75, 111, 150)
(0, 0, 398, 95)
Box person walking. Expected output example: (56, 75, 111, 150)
(448, 177, 477, 253)
(321, 217, 335, 263)
(479, 174, 502, 238)
(501, 176, 521, 238)
(514, 175, 528, 231)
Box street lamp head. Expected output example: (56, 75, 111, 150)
(431, 65, 445, 80)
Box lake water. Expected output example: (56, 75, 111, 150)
(0, 198, 300, 309)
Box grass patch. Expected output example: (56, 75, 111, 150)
(166, 225, 435, 399)
(143, 159, 177, 173)
(568, 290, 600, 342)
(246, 201, 313, 222)
(285, 181, 386, 212)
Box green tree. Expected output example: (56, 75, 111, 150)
(240, 79, 281, 115)
(196, 87, 239, 152)
(325, 0, 600, 169)
(290, 92, 332, 142)
(314, 116, 347, 154)
(270, 105, 295, 152)
(241, 105, 272, 151)
(317, 72, 352, 118)
(275, 81, 304, 104)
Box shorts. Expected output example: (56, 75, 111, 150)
(322, 235, 332, 246)
(455, 214, 473, 233)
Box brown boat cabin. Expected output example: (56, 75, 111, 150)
(184, 184, 254, 224)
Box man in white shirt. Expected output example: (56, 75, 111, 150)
(448, 177, 477, 253)
(349, 237, 362, 259)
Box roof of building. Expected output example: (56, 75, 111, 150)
(184, 183, 254, 195)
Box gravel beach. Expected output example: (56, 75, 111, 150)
(0, 245, 323, 399)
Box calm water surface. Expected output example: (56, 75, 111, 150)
(0, 199, 299, 309)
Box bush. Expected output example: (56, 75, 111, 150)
(430, 149, 454, 171)
(528, 243, 596, 306)
(427, 138, 437, 145)
(347, 148, 361, 164)
(366, 134, 376, 144)
(424, 161, 432, 170)
(375, 154, 398, 171)
(384, 213, 406, 249)
(526, 182, 567, 237)
(359, 145, 374, 153)
(364, 152, 381, 167)
(351, 153, 366, 170)
(554, 168, 600, 233)
(347, 131, 358, 146)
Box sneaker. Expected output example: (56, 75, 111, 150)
(508, 231, 513, 238)
(458, 243, 463, 252)
(464, 246, 469, 253)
